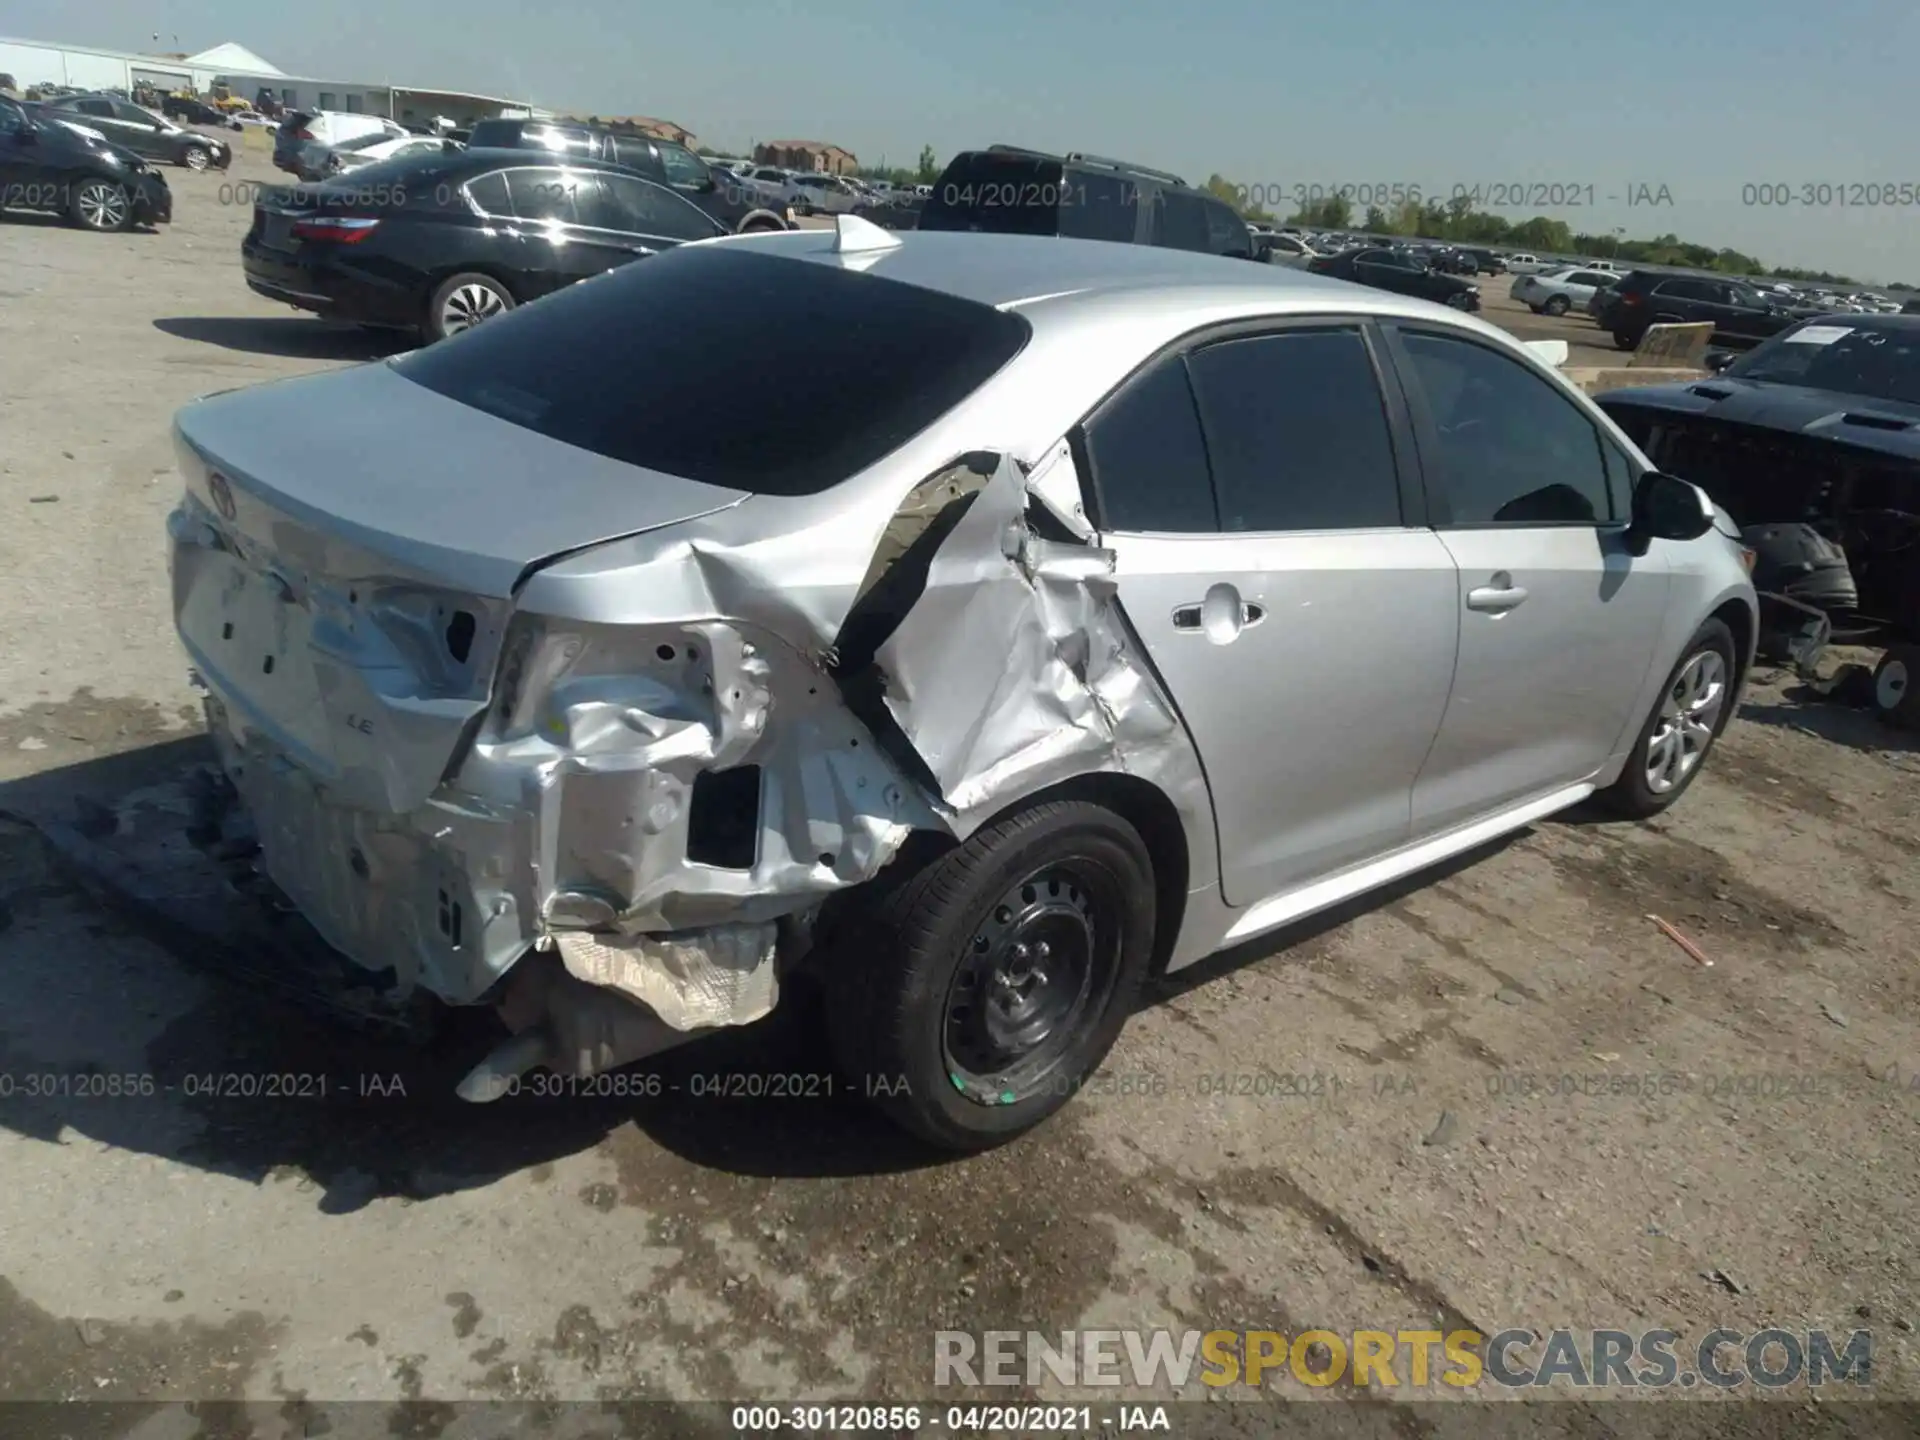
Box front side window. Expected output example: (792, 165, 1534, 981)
(657, 142, 708, 187)
(0, 99, 25, 135)
(77, 98, 114, 118)
(1397, 330, 1612, 525)
(1205, 200, 1251, 257)
(1185, 330, 1402, 532)
(1079, 356, 1217, 533)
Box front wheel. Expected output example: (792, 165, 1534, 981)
(426, 272, 513, 342)
(1596, 618, 1737, 818)
(1614, 329, 1641, 351)
(183, 146, 211, 171)
(69, 178, 133, 232)
(825, 800, 1156, 1151)
(1544, 295, 1571, 317)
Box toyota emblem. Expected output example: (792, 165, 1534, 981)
(208, 472, 237, 523)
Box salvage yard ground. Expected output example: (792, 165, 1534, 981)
(2, 147, 1919, 1432)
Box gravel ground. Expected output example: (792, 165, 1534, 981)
(1, 142, 1917, 1434)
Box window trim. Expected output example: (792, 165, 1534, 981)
(1379, 321, 1626, 529)
(1071, 314, 1431, 538)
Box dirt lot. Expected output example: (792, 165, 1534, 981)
(2, 141, 1919, 1434)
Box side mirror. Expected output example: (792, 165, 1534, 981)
(1703, 349, 1734, 372)
(17, 122, 37, 144)
(1625, 471, 1713, 554)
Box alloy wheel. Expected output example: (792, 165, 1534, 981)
(440, 283, 507, 334)
(941, 863, 1119, 1103)
(185, 147, 210, 170)
(1645, 649, 1728, 793)
(75, 181, 129, 230)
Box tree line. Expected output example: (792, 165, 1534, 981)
(1202, 176, 1903, 289)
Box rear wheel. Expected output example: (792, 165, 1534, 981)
(1597, 618, 1737, 818)
(1613, 328, 1641, 351)
(426, 272, 513, 342)
(825, 801, 1156, 1151)
(1544, 295, 1571, 317)
(68, 178, 132, 232)
(1873, 643, 1920, 729)
(739, 216, 784, 233)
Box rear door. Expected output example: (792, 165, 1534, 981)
(1088, 320, 1459, 905)
(1383, 325, 1672, 833)
(496, 166, 630, 296)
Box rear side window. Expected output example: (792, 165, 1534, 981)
(505, 168, 588, 223)
(1186, 330, 1403, 532)
(1080, 357, 1217, 533)
(465, 120, 519, 147)
(1151, 192, 1211, 252)
(1059, 170, 1139, 243)
(918, 153, 1063, 236)
(463, 170, 511, 214)
(392, 247, 1032, 496)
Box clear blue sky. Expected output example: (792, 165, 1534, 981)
(10, 0, 1917, 281)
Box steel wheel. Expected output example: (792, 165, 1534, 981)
(439, 281, 507, 334)
(1645, 649, 1728, 793)
(941, 864, 1119, 1102)
(184, 146, 211, 171)
(71, 179, 131, 231)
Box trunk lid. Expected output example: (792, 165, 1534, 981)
(170, 361, 749, 813)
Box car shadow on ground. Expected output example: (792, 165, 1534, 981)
(153, 315, 412, 360)
(1736, 684, 1919, 755)
(0, 737, 1537, 1211)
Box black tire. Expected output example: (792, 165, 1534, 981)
(1872, 642, 1920, 729)
(1613, 329, 1641, 351)
(1596, 618, 1738, 818)
(738, 216, 784, 233)
(825, 800, 1156, 1151)
(1544, 295, 1571, 317)
(67, 176, 133, 232)
(425, 272, 514, 343)
(1527, 304, 1543, 314)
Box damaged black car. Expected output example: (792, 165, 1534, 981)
(1596, 315, 1920, 726)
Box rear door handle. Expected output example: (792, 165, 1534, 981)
(1466, 574, 1529, 613)
(1172, 600, 1265, 631)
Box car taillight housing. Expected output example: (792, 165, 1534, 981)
(1619, 292, 1644, 306)
(290, 216, 380, 243)
(290, 126, 314, 141)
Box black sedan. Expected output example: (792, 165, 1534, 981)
(1307, 247, 1481, 310)
(1, 96, 173, 230)
(42, 92, 231, 170)
(242, 149, 730, 343)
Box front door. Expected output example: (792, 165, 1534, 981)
(1087, 322, 1459, 906)
(1384, 325, 1673, 835)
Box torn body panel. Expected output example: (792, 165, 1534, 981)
(173, 418, 1212, 1084)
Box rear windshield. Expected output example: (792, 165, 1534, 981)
(390, 246, 1032, 495)
(918, 154, 1066, 237)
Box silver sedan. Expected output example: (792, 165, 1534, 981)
(166, 220, 1756, 1150)
(1510, 265, 1621, 316)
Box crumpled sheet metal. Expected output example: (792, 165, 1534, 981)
(554, 920, 779, 1031)
(873, 454, 1207, 829)
(458, 615, 938, 938)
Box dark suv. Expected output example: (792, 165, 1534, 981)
(1593, 270, 1798, 351)
(915, 146, 1256, 260)
(463, 119, 792, 233)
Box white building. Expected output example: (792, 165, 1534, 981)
(0, 36, 542, 129)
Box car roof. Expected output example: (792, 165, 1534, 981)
(709, 228, 1499, 324)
